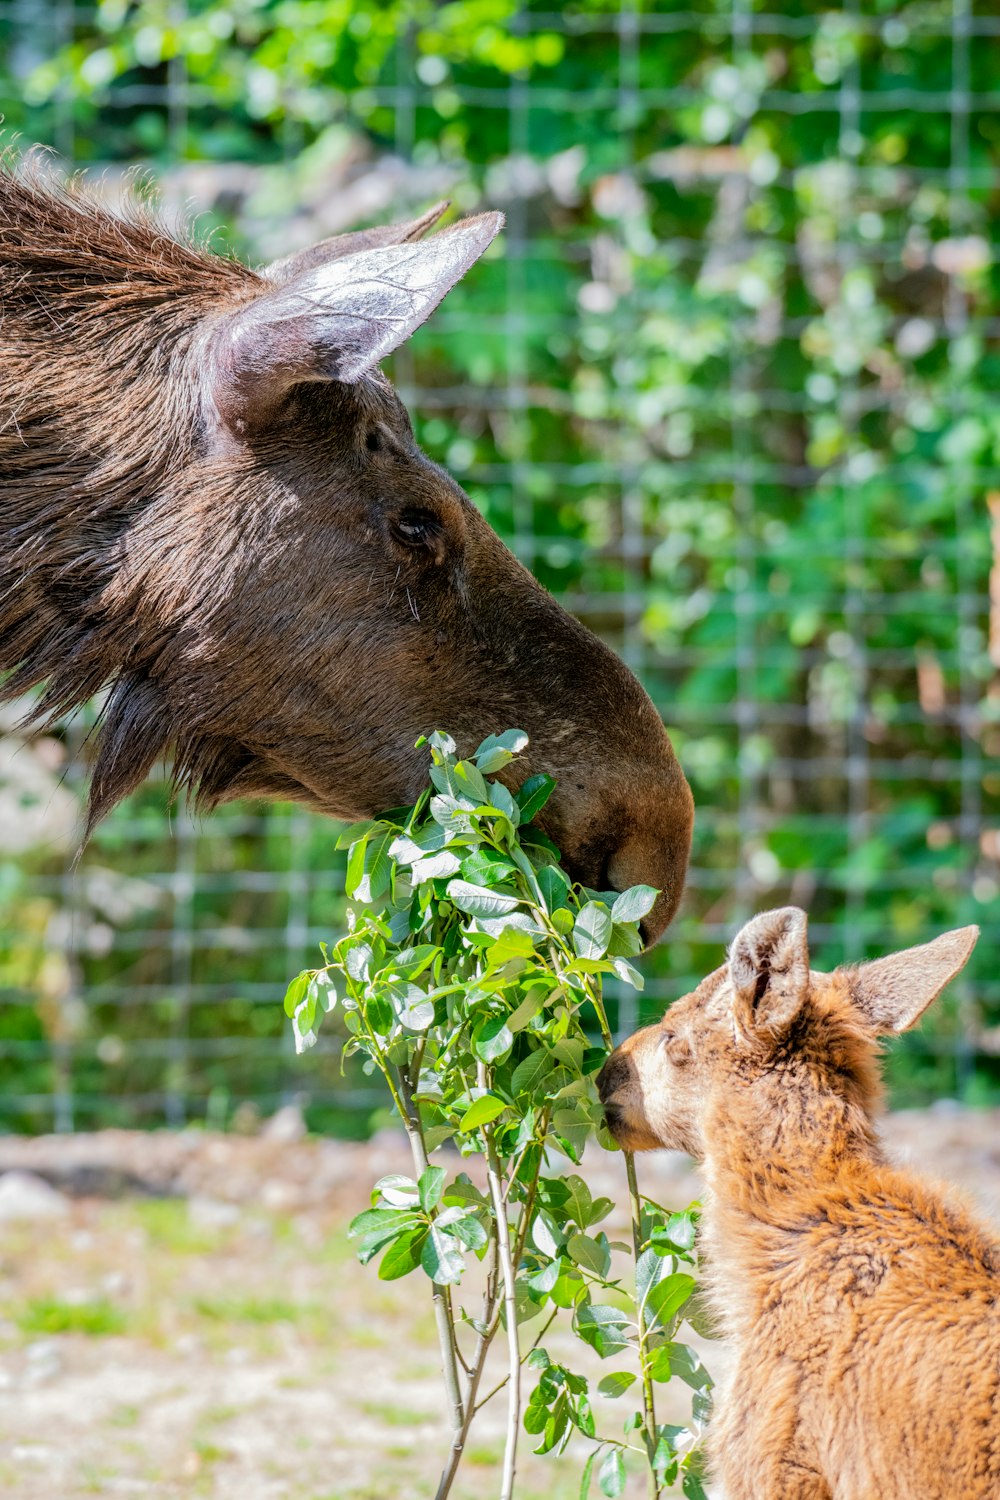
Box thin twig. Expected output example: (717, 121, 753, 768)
(434, 1236, 500, 1500)
(626, 1151, 662, 1500)
(396, 1066, 465, 1439)
(481, 1064, 521, 1500)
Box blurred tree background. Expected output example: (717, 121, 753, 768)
(1, 0, 998, 1133)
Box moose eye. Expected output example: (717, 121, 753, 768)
(389, 509, 441, 551)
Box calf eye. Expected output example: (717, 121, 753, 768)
(390, 508, 441, 551)
(662, 1033, 692, 1066)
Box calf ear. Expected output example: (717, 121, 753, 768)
(848, 926, 979, 1034)
(212, 210, 503, 433)
(729, 907, 810, 1043)
(261, 201, 450, 284)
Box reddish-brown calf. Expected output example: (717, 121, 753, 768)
(599, 907, 995, 1500)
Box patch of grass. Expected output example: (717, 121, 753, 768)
(128, 1199, 224, 1255)
(465, 1444, 503, 1466)
(192, 1294, 316, 1325)
(108, 1403, 140, 1428)
(16, 1296, 127, 1337)
(198, 1402, 242, 1426)
(359, 1399, 431, 1429)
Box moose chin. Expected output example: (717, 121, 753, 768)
(0, 154, 693, 944)
(599, 907, 997, 1498)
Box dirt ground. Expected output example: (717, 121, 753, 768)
(0, 1108, 998, 1500)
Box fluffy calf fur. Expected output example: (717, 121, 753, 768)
(599, 907, 993, 1499)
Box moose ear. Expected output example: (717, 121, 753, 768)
(729, 906, 810, 1042)
(261, 201, 450, 284)
(212, 210, 503, 433)
(848, 926, 979, 1035)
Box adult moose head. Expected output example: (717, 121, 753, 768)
(0, 157, 693, 943)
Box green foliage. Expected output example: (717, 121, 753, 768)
(286, 730, 711, 1497)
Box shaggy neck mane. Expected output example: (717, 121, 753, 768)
(0, 161, 258, 826)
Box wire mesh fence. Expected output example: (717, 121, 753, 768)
(1, 0, 999, 1132)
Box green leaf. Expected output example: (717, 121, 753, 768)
(282, 972, 310, 1019)
(458, 1094, 508, 1131)
(418, 1165, 445, 1212)
(516, 772, 556, 822)
(598, 1447, 626, 1498)
(609, 884, 658, 924)
(611, 956, 644, 990)
(664, 1341, 713, 1391)
(562, 1174, 593, 1228)
(355, 830, 394, 904)
(645, 1273, 697, 1330)
(531, 1211, 563, 1259)
(387, 945, 439, 979)
(336, 819, 386, 850)
(345, 833, 369, 898)
(536, 863, 571, 912)
(445, 1212, 489, 1251)
(579, 1449, 596, 1500)
(511, 1050, 552, 1098)
(682, 1474, 710, 1500)
(573, 902, 613, 959)
(373, 1231, 425, 1281)
(597, 1372, 636, 1399)
(575, 1304, 633, 1359)
(345, 943, 373, 981)
(386, 982, 435, 1032)
(665, 1212, 698, 1251)
(410, 849, 462, 885)
(421, 1223, 466, 1285)
(365, 992, 393, 1036)
(460, 848, 517, 887)
(441, 1174, 488, 1208)
(523, 1395, 550, 1435)
(507, 987, 546, 1032)
(566, 1232, 611, 1278)
(349, 1207, 421, 1240)
(473, 1014, 514, 1063)
(374, 1174, 419, 1207)
(636, 1247, 672, 1309)
(446, 879, 522, 919)
(473, 729, 529, 771)
(527, 1258, 561, 1294)
(487, 779, 521, 826)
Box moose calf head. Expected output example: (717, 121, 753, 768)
(0, 163, 693, 941)
(599, 907, 979, 1154)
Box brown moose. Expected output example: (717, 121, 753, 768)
(0, 157, 692, 940)
(599, 906, 997, 1498)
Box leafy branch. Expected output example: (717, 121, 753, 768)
(283, 730, 713, 1499)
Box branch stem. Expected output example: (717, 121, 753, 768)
(481, 1067, 520, 1500)
(395, 1067, 465, 1441)
(626, 1150, 662, 1500)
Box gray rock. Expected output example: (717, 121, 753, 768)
(0, 1171, 69, 1221)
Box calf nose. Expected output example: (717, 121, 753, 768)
(596, 1053, 628, 1103)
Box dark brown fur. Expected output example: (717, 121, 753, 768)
(0, 158, 693, 938)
